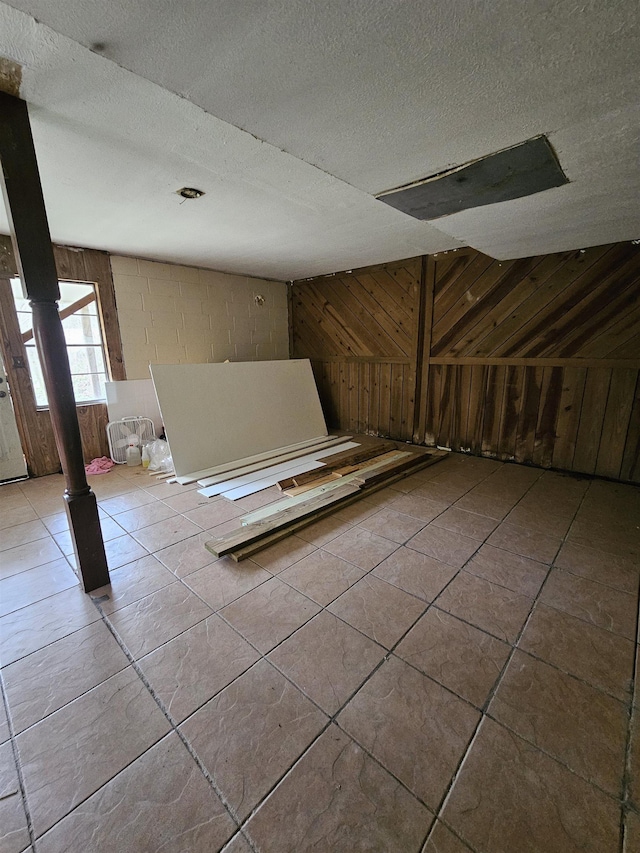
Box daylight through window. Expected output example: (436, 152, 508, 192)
(11, 278, 108, 407)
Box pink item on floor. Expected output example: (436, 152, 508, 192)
(84, 456, 115, 475)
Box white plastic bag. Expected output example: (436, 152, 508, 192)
(146, 438, 173, 473)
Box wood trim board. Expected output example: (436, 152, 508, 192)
(215, 449, 447, 559)
(237, 451, 412, 525)
(229, 462, 445, 560)
(220, 459, 327, 500)
(197, 441, 360, 497)
(206, 483, 363, 556)
(192, 435, 351, 486)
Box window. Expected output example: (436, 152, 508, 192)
(11, 278, 109, 408)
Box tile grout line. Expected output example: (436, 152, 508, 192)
(0, 670, 37, 852)
(87, 601, 259, 852)
(208, 462, 536, 845)
(7, 470, 622, 848)
(619, 571, 640, 853)
(0, 460, 495, 849)
(3, 461, 633, 851)
(135, 464, 502, 843)
(420, 471, 593, 852)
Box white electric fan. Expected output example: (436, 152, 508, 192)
(106, 417, 155, 464)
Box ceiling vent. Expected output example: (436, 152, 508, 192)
(376, 136, 568, 220)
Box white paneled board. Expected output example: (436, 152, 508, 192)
(105, 379, 163, 435)
(198, 441, 360, 499)
(150, 360, 328, 478)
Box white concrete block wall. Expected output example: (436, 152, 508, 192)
(110, 257, 289, 380)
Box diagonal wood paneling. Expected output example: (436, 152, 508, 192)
(292, 242, 640, 483)
(292, 258, 420, 359)
(292, 258, 422, 441)
(432, 242, 640, 359)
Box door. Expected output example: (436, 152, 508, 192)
(0, 351, 27, 480)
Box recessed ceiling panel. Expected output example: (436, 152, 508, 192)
(376, 137, 568, 221)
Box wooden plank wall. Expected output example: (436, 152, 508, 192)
(291, 241, 640, 483)
(290, 257, 424, 442)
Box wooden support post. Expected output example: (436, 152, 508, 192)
(0, 92, 109, 592)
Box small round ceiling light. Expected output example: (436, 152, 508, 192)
(176, 187, 205, 199)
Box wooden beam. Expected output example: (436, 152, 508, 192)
(415, 254, 436, 444)
(0, 92, 108, 592)
(429, 356, 640, 368)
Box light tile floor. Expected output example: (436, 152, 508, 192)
(1, 454, 639, 852)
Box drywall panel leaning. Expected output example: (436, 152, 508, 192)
(150, 360, 328, 479)
(105, 380, 163, 435)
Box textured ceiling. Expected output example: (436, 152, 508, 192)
(0, 0, 638, 279)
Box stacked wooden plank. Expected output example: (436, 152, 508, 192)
(205, 438, 447, 561)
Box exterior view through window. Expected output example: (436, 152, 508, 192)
(11, 278, 108, 407)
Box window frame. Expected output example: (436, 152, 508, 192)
(11, 277, 111, 409)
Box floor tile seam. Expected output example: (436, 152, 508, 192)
(232, 715, 335, 846)
(551, 562, 640, 596)
(418, 592, 512, 645)
(0, 532, 52, 553)
(179, 563, 276, 614)
(90, 603, 246, 841)
(385, 642, 490, 714)
(427, 498, 572, 836)
(620, 571, 640, 835)
(509, 642, 633, 707)
(534, 598, 637, 643)
(566, 513, 640, 540)
(448, 563, 542, 600)
(250, 540, 443, 654)
(626, 800, 640, 819)
(3, 647, 132, 739)
(421, 818, 483, 853)
(0, 670, 37, 850)
(96, 498, 162, 516)
(233, 661, 437, 844)
(564, 534, 640, 561)
(29, 729, 174, 845)
(102, 602, 215, 663)
(482, 708, 627, 803)
(427, 517, 498, 543)
(354, 516, 430, 545)
(0, 577, 85, 621)
(426, 478, 605, 845)
(0, 554, 75, 585)
(275, 546, 429, 613)
(365, 568, 443, 606)
(0, 610, 103, 669)
(0, 535, 64, 565)
(329, 716, 440, 816)
(213, 594, 390, 699)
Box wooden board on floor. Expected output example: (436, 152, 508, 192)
(352, 448, 448, 486)
(312, 440, 391, 468)
(239, 451, 411, 526)
(228, 449, 448, 560)
(205, 483, 361, 557)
